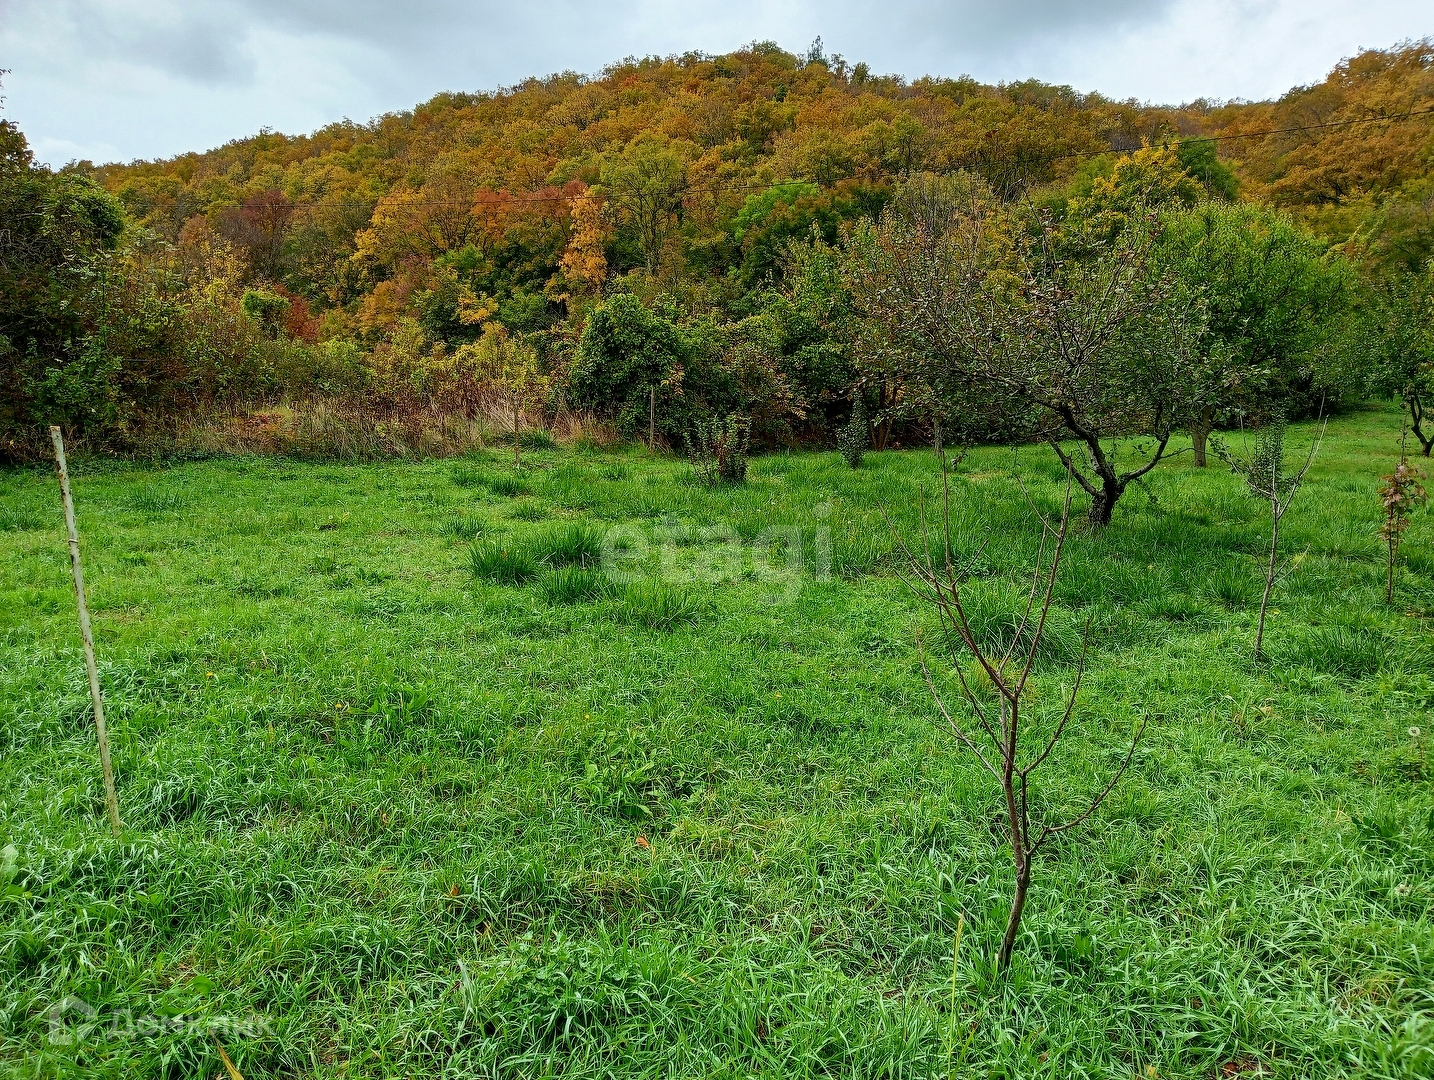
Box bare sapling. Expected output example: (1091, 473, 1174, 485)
(50, 426, 122, 837)
(892, 466, 1145, 972)
(1214, 411, 1325, 660)
(1379, 430, 1428, 606)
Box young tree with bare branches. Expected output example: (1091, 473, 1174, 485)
(1214, 412, 1325, 659)
(894, 467, 1146, 971)
(1378, 433, 1427, 607)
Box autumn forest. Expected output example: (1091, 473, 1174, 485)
(1, 38, 1432, 466)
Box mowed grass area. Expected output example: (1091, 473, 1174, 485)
(1, 408, 1431, 1079)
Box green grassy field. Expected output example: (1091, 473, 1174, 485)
(1, 408, 1431, 1079)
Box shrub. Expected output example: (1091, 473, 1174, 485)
(532, 523, 603, 567)
(240, 288, 291, 335)
(618, 580, 707, 630)
(569, 294, 683, 437)
(487, 474, 530, 497)
(837, 398, 869, 468)
(686, 414, 751, 485)
(1379, 456, 1427, 605)
(540, 566, 608, 604)
(468, 540, 537, 584)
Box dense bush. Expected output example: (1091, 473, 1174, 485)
(686, 413, 751, 484)
(838, 398, 869, 468)
(568, 294, 684, 438)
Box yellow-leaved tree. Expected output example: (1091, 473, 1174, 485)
(455, 324, 548, 469)
(558, 188, 610, 298)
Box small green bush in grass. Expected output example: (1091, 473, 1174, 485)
(540, 566, 608, 604)
(440, 516, 487, 540)
(507, 501, 548, 521)
(532, 523, 603, 567)
(487, 474, 530, 497)
(469, 539, 537, 584)
(686, 414, 750, 485)
(837, 399, 869, 469)
(451, 464, 487, 488)
(618, 579, 707, 629)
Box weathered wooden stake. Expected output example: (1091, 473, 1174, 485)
(649, 385, 656, 453)
(50, 426, 121, 836)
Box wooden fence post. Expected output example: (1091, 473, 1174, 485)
(649, 386, 656, 454)
(50, 426, 122, 837)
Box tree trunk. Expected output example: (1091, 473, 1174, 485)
(1087, 473, 1121, 527)
(1411, 401, 1432, 456)
(1192, 407, 1212, 467)
(998, 857, 1032, 973)
(1386, 537, 1398, 606)
(1053, 410, 1131, 528)
(1254, 504, 1279, 660)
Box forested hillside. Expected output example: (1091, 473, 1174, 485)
(87, 41, 1172, 332)
(1206, 41, 1434, 271)
(2, 39, 1433, 462)
(88, 40, 1434, 303)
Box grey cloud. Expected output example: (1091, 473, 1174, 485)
(840, 0, 1172, 51)
(40, 0, 1176, 86)
(7, 0, 258, 85)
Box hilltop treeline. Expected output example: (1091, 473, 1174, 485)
(2, 40, 1432, 465)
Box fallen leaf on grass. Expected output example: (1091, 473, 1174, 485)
(216, 1040, 244, 1080)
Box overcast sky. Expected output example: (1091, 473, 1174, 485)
(1, 0, 1428, 167)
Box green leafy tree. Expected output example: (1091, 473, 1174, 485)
(457, 324, 548, 469)
(599, 138, 690, 276)
(756, 236, 859, 431)
(1157, 201, 1355, 463)
(1368, 262, 1434, 455)
(569, 294, 685, 437)
(732, 180, 887, 286)
(846, 173, 1204, 525)
(1, 119, 125, 456)
(1175, 139, 1240, 201)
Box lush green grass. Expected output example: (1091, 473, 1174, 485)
(1, 409, 1431, 1078)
